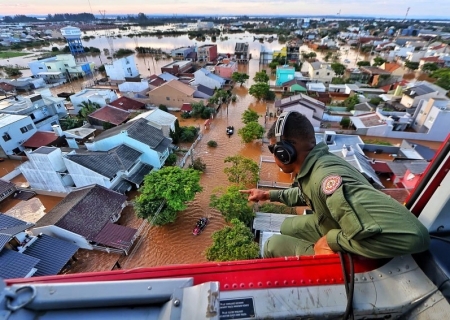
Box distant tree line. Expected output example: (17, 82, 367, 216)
(2, 13, 95, 23)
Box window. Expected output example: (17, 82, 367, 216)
(20, 126, 29, 133)
(64, 64, 69, 67)
(428, 116, 435, 123)
(39, 67, 43, 70)
(316, 72, 319, 75)
(166, 97, 170, 101)
(2, 133, 11, 142)
(48, 66, 52, 69)
(327, 72, 330, 76)
(127, 67, 132, 74)
(27, 124, 33, 130)
(30, 114, 36, 120)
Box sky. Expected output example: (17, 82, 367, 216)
(1, 0, 450, 19)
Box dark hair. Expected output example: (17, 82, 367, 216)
(267, 111, 316, 144)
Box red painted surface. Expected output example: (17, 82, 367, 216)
(406, 134, 450, 215)
(6, 254, 387, 291)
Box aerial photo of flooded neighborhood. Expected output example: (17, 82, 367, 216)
(1, 0, 450, 318)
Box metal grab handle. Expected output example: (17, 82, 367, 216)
(5, 285, 37, 311)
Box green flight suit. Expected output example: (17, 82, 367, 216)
(265, 142, 430, 259)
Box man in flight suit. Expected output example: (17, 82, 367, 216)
(240, 111, 429, 258)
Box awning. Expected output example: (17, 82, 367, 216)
(37, 72, 63, 76)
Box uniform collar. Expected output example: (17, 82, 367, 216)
(297, 142, 329, 179)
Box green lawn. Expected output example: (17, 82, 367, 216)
(0, 51, 31, 59)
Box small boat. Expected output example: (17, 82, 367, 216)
(193, 217, 209, 235)
(226, 126, 234, 136)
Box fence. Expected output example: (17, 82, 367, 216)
(178, 133, 203, 168)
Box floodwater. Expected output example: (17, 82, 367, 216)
(0, 32, 441, 273)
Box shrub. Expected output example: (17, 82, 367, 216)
(165, 153, 177, 166)
(207, 140, 218, 147)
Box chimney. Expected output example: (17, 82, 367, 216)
(52, 124, 63, 137)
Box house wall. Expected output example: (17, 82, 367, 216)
(148, 85, 204, 109)
(29, 59, 51, 76)
(192, 70, 222, 89)
(215, 63, 237, 78)
(20, 148, 73, 193)
(0, 116, 37, 155)
(69, 90, 119, 115)
(275, 68, 295, 86)
(308, 65, 335, 83)
(118, 80, 149, 93)
(105, 55, 139, 81)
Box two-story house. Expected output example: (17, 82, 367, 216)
(160, 60, 193, 76)
(147, 79, 203, 110)
(400, 84, 441, 109)
(215, 59, 237, 79)
(105, 55, 140, 81)
(170, 46, 196, 60)
(0, 90, 67, 132)
(85, 118, 172, 171)
(0, 114, 37, 155)
(28, 54, 95, 82)
(20, 147, 74, 193)
(197, 44, 218, 63)
(191, 68, 226, 90)
(129, 108, 177, 138)
(69, 89, 119, 115)
(234, 42, 249, 63)
(275, 94, 326, 128)
(411, 97, 450, 138)
(306, 61, 336, 84)
(275, 65, 295, 86)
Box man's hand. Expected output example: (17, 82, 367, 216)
(314, 236, 335, 255)
(239, 189, 269, 202)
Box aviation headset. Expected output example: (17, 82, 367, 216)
(273, 111, 297, 165)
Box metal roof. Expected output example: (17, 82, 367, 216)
(125, 163, 153, 185)
(253, 212, 296, 232)
(112, 180, 133, 194)
(0, 249, 39, 279)
(24, 234, 78, 277)
(0, 234, 11, 251)
(93, 222, 137, 253)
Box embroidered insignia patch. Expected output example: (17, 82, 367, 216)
(321, 175, 342, 195)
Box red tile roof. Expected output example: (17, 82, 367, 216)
(109, 96, 145, 111)
(383, 62, 401, 72)
(371, 162, 392, 173)
(88, 105, 130, 125)
(93, 222, 137, 252)
(0, 82, 15, 92)
(22, 131, 59, 148)
(420, 56, 443, 62)
(181, 103, 192, 111)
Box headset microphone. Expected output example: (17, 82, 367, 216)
(273, 111, 297, 165)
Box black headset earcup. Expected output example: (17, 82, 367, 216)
(273, 141, 297, 165)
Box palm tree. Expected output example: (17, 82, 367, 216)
(78, 100, 100, 120)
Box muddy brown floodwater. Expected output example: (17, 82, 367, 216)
(117, 61, 286, 270)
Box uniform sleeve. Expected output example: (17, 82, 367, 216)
(324, 184, 382, 253)
(269, 188, 307, 207)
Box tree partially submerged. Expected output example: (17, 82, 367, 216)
(134, 167, 203, 226)
(231, 72, 250, 86)
(210, 185, 254, 225)
(238, 122, 265, 143)
(223, 155, 259, 186)
(242, 109, 259, 124)
(206, 218, 260, 262)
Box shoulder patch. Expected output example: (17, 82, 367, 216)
(321, 175, 342, 195)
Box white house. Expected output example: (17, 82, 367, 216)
(105, 55, 140, 81)
(129, 109, 177, 138)
(85, 118, 172, 170)
(0, 90, 67, 131)
(0, 114, 37, 155)
(411, 97, 450, 137)
(191, 68, 226, 89)
(69, 89, 119, 115)
(20, 147, 74, 193)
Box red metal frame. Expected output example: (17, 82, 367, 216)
(7, 254, 387, 291)
(406, 134, 450, 215)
